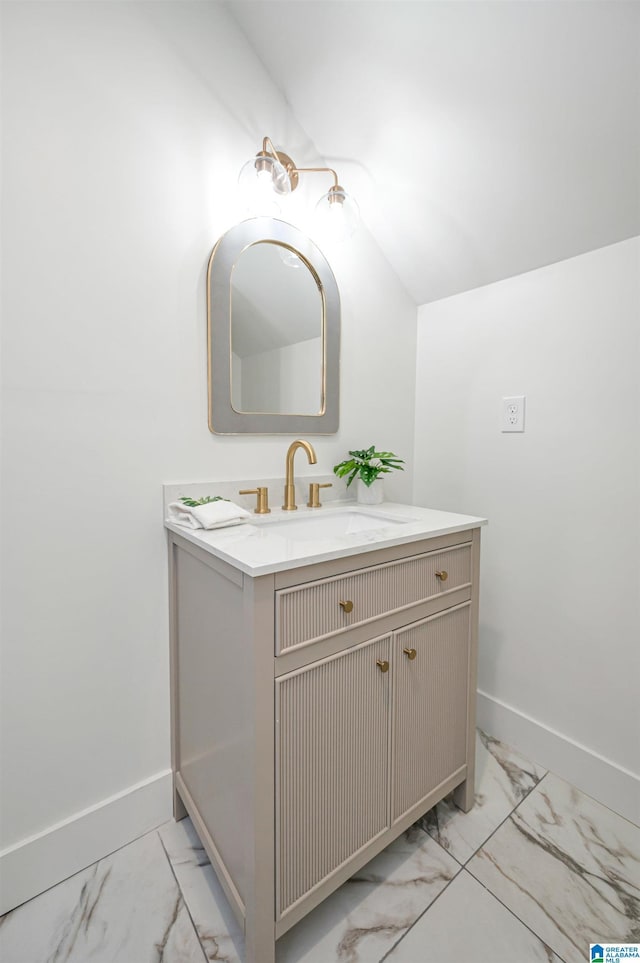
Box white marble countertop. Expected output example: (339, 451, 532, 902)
(165, 500, 487, 577)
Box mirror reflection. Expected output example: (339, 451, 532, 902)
(230, 243, 323, 415)
(207, 217, 339, 435)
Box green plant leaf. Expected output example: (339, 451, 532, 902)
(332, 446, 405, 485)
(179, 495, 229, 507)
(333, 459, 357, 477)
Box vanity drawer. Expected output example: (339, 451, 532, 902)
(276, 542, 471, 654)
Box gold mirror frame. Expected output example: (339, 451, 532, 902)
(207, 218, 340, 434)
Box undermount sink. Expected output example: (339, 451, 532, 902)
(249, 508, 413, 541)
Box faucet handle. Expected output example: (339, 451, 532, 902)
(239, 487, 270, 514)
(307, 482, 332, 509)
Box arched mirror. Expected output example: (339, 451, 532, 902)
(207, 218, 340, 434)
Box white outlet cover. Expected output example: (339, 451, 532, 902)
(501, 395, 526, 432)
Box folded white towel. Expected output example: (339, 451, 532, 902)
(167, 499, 251, 531)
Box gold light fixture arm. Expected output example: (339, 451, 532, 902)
(260, 135, 341, 192)
(258, 135, 299, 190)
(290, 166, 341, 190)
(262, 135, 279, 156)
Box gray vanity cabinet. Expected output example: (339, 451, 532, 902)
(168, 525, 481, 963)
(391, 605, 471, 824)
(276, 634, 392, 921)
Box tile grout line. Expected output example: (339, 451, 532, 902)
(377, 855, 463, 963)
(460, 770, 550, 870)
(376, 810, 483, 962)
(380, 769, 555, 962)
(157, 829, 210, 963)
(462, 771, 570, 963)
(376, 813, 479, 961)
(466, 869, 569, 963)
(420, 764, 550, 875)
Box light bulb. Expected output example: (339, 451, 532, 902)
(238, 152, 292, 216)
(256, 168, 273, 189)
(314, 188, 360, 242)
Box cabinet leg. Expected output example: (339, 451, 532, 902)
(453, 776, 475, 813)
(173, 782, 187, 822)
(244, 927, 275, 963)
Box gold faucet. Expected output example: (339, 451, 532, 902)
(283, 440, 317, 510)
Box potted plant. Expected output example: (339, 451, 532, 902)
(333, 445, 404, 505)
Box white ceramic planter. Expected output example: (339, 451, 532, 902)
(356, 478, 384, 505)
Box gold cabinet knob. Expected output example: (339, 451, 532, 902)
(403, 648, 417, 660)
(339, 599, 354, 613)
(435, 570, 448, 581)
(376, 659, 389, 673)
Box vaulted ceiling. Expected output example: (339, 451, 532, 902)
(229, 1, 640, 304)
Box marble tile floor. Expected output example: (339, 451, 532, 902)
(1, 731, 638, 963)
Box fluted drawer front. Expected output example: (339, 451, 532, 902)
(392, 604, 470, 823)
(276, 635, 391, 919)
(276, 543, 471, 654)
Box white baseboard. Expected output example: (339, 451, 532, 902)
(477, 690, 639, 827)
(3, 701, 638, 916)
(0, 769, 173, 915)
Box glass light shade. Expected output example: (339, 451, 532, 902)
(238, 153, 292, 216)
(313, 188, 360, 241)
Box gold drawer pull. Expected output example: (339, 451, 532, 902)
(376, 659, 389, 673)
(435, 570, 448, 581)
(339, 599, 354, 613)
(403, 648, 417, 660)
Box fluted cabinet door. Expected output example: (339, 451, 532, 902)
(392, 604, 471, 824)
(276, 635, 391, 921)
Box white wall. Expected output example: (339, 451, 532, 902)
(414, 238, 640, 822)
(0, 0, 416, 910)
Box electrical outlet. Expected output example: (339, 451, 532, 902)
(501, 396, 526, 432)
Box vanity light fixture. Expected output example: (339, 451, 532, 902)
(238, 135, 360, 238)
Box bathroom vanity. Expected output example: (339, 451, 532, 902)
(166, 499, 485, 963)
